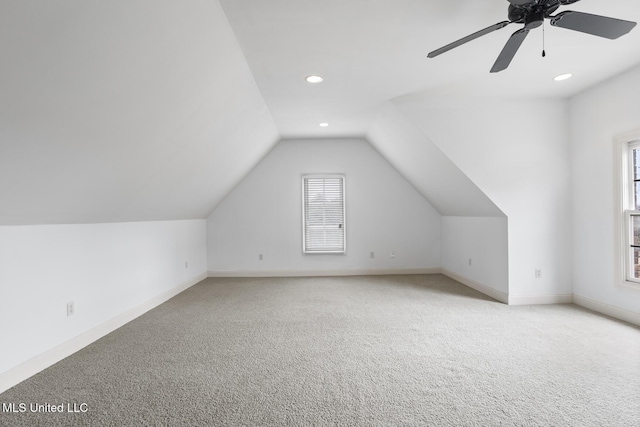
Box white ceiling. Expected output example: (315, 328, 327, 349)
(220, 0, 640, 138)
(1, 0, 639, 225)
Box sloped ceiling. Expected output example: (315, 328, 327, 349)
(0, 0, 277, 225)
(2, 1, 639, 225)
(367, 103, 504, 217)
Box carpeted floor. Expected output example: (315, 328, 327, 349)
(1, 275, 639, 426)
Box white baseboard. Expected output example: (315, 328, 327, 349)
(508, 293, 574, 306)
(573, 294, 640, 326)
(440, 269, 509, 304)
(208, 268, 441, 278)
(0, 272, 207, 394)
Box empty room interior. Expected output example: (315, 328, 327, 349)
(1, 0, 639, 425)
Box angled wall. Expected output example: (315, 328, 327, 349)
(392, 95, 572, 303)
(366, 103, 508, 301)
(366, 103, 504, 217)
(207, 138, 441, 275)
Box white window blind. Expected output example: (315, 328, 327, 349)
(302, 175, 346, 254)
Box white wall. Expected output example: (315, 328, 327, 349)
(0, 219, 207, 380)
(393, 96, 572, 301)
(207, 138, 441, 274)
(441, 216, 509, 301)
(570, 64, 640, 315)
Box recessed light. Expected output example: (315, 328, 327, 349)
(305, 75, 324, 83)
(554, 73, 573, 82)
(319, 122, 329, 127)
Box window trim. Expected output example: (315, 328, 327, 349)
(301, 174, 346, 255)
(614, 131, 640, 289)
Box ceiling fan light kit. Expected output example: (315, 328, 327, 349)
(427, 0, 637, 73)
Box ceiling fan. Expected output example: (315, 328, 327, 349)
(427, 0, 637, 73)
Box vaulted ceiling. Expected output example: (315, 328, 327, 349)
(1, 0, 639, 225)
(221, 0, 640, 137)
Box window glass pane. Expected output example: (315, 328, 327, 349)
(634, 148, 640, 181)
(633, 247, 640, 280)
(634, 148, 640, 209)
(632, 215, 640, 246)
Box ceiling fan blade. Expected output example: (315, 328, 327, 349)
(490, 28, 529, 73)
(428, 21, 511, 58)
(508, 0, 535, 5)
(550, 11, 637, 39)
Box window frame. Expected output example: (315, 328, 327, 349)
(301, 174, 346, 255)
(614, 131, 640, 288)
(624, 140, 640, 284)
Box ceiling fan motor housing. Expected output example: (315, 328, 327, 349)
(525, 10, 545, 29)
(508, 1, 562, 25)
(507, 0, 578, 7)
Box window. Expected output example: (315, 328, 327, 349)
(616, 132, 640, 288)
(625, 141, 640, 283)
(302, 175, 346, 254)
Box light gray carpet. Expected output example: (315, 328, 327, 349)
(1, 275, 639, 426)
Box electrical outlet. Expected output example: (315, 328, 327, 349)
(370, 251, 375, 258)
(259, 254, 263, 261)
(67, 301, 75, 317)
(390, 251, 395, 258)
(535, 269, 542, 279)
(468, 258, 472, 266)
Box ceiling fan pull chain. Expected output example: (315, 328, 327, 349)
(542, 19, 546, 57)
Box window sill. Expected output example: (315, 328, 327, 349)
(618, 279, 640, 291)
